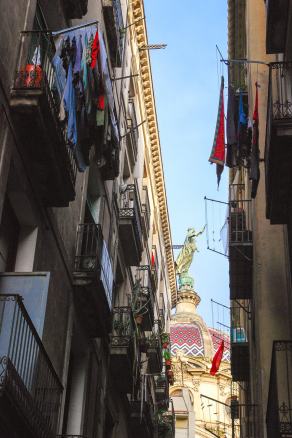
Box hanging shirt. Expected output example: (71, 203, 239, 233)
(63, 62, 77, 146)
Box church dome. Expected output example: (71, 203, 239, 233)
(170, 323, 230, 361)
(170, 286, 230, 362)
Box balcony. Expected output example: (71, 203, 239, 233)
(0, 295, 62, 438)
(147, 334, 163, 374)
(63, 0, 88, 19)
(155, 374, 169, 410)
(73, 223, 114, 336)
(267, 340, 292, 438)
(265, 62, 292, 224)
(157, 410, 175, 438)
(110, 307, 136, 393)
(126, 99, 139, 168)
(118, 183, 143, 266)
(10, 31, 77, 207)
(129, 400, 154, 438)
(100, 140, 120, 180)
(132, 266, 155, 331)
(102, 0, 124, 67)
(230, 303, 250, 382)
(141, 186, 151, 240)
(266, 0, 289, 54)
(151, 245, 159, 291)
(229, 184, 253, 299)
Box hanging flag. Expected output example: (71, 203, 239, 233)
(210, 339, 224, 376)
(250, 83, 260, 198)
(226, 71, 237, 168)
(209, 76, 225, 187)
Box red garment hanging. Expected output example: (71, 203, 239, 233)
(91, 30, 100, 70)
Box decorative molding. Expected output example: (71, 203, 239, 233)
(130, 0, 177, 307)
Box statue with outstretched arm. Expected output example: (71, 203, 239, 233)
(175, 226, 206, 288)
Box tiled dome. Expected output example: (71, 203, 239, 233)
(170, 322, 230, 362)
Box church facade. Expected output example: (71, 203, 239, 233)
(170, 283, 236, 438)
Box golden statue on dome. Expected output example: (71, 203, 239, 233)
(175, 226, 205, 289)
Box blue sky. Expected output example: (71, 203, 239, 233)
(144, 1, 229, 326)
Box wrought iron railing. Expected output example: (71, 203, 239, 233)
(113, 0, 124, 61)
(74, 223, 113, 308)
(229, 184, 252, 245)
(267, 340, 292, 438)
(230, 302, 250, 344)
(13, 31, 77, 188)
(74, 223, 103, 273)
(0, 295, 62, 438)
(151, 245, 159, 290)
(63, 0, 88, 19)
(111, 306, 134, 345)
(268, 62, 292, 121)
(119, 182, 143, 248)
(57, 436, 87, 438)
(127, 98, 139, 158)
(141, 186, 151, 238)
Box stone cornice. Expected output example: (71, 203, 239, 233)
(130, 0, 177, 307)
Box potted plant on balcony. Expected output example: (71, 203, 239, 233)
(131, 278, 149, 327)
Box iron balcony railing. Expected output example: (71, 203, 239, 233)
(267, 340, 292, 438)
(230, 302, 250, 344)
(141, 186, 151, 239)
(229, 184, 252, 246)
(13, 31, 77, 189)
(119, 182, 143, 249)
(63, 0, 88, 19)
(151, 245, 159, 290)
(74, 223, 114, 309)
(57, 436, 87, 438)
(267, 62, 292, 121)
(111, 306, 134, 345)
(102, 0, 124, 67)
(0, 295, 63, 438)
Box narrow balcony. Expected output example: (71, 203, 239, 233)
(73, 223, 114, 336)
(101, 140, 120, 180)
(230, 303, 250, 382)
(267, 340, 292, 438)
(132, 266, 155, 331)
(155, 374, 169, 410)
(265, 62, 292, 224)
(0, 295, 62, 438)
(141, 186, 151, 240)
(266, 0, 289, 54)
(147, 334, 163, 374)
(110, 307, 136, 393)
(126, 99, 139, 168)
(129, 400, 154, 438)
(10, 31, 77, 207)
(157, 410, 175, 438)
(151, 245, 159, 291)
(57, 436, 87, 438)
(63, 0, 88, 19)
(229, 184, 253, 300)
(118, 182, 143, 266)
(102, 0, 124, 67)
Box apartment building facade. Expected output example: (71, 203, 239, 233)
(227, 1, 292, 437)
(0, 1, 176, 437)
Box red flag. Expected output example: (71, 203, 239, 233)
(210, 340, 224, 376)
(209, 76, 225, 187)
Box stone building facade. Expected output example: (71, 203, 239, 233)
(0, 1, 175, 437)
(227, 1, 292, 437)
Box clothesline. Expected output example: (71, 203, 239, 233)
(21, 20, 98, 35)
